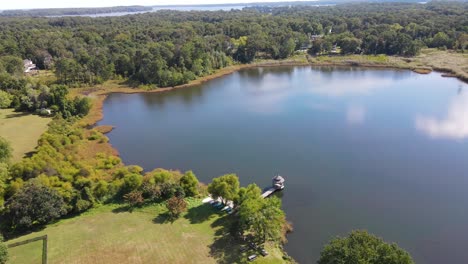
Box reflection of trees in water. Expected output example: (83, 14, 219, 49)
(238, 66, 295, 83)
(139, 85, 205, 109)
(310, 66, 412, 81)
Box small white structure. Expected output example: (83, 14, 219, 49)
(272, 175, 285, 190)
(261, 175, 286, 198)
(23, 59, 37, 73)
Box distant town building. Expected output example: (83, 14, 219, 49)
(310, 34, 323, 41)
(23, 59, 37, 73)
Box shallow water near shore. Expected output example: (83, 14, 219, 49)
(100, 66, 468, 263)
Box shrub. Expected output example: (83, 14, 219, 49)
(124, 191, 144, 208)
(0, 234, 8, 264)
(166, 196, 187, 220)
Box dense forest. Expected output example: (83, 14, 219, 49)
(0, 1, 467, 235)
(0, 6, 152, 17)
(0, 1, 465, 90)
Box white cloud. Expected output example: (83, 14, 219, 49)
(416, 91, 468, 139)
(346, 105, 366, 124)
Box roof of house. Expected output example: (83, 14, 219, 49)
(272, 175, 285, 183)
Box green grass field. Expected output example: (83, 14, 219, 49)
(0, 109, 51, 162)
(6, 199, 287, 264)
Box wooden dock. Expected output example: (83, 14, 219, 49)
(261, 187, 277, 198)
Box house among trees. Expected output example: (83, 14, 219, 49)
(310, 34, 323, 41)
(23, 59, 37, 73)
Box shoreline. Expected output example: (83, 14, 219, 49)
(80, 55, 467, 127)
(78, 51, 467, 155)
(74, 52, 465, 263)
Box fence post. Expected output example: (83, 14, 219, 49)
(42, 235, 48, 264)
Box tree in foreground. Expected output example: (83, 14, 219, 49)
(318, 230, 414, 264)
(166, 196, 187, 220)
(3, 181, 67, 229)
(0, 234, 7, 264)
(238, 194, 287, 244)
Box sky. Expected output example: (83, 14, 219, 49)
(1, 0, 313, 11)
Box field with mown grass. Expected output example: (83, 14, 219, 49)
(0, 109, 51, 162)
(6, 198, 289, 264)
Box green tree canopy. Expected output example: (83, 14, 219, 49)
(0, 163, 8, 207)
(179, 170, 199, 197)
(0, 137, 12, 163)
(318, 230, 415, 264)
(0, 234, 8, 264)
(0, 91, 12, 109)
(0, 56, 23, 76)
(4, 181, 67, 229)
(238, 195, 286, 244)
(340, 37, 362, 54)
(207, 173, 240, 204)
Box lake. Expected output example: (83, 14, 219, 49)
(99, 66, 468, 263)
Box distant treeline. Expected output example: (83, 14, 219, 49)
(0, 6, 152, 17)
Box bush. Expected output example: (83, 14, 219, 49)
(166, 196, 187, 220)
(0, 234, 8, 264)
(124, 190, 144, 208)
(0, 137, 12, 163)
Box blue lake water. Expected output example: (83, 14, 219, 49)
(100, 66, 468, 263)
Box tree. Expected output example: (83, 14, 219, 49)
(318, 230, 415, 264)
(0, 163, 9, 207)
(124, 190, 144, 208)
(179, 170, 199, 197)
(431, 32, 452, 49)
(0, 137, 12, 163)
(340, 37, 362, 54)
(0, 56, 23, 76)
(0, 91, 12, 109)
(236, 183, 262, 206)
(308, 39, 324, 55)
(0, 234, 8, 264)
(238, 195, 286, 244)
(166, 196, 187, 220)
(4, 181, 67, 229)
(207, 174, 240, 204)
(72, 97, 91, 117)
(278, 37, 296, 59)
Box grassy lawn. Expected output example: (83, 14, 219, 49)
(6, 199, 288, 264)
(0, 109, 51, 162)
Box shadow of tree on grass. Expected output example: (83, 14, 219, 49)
(111, 205, 132, 214)
(208, 215, 245, 264)
(152, 212, 178, 224)
(184, 203, 220, 224)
